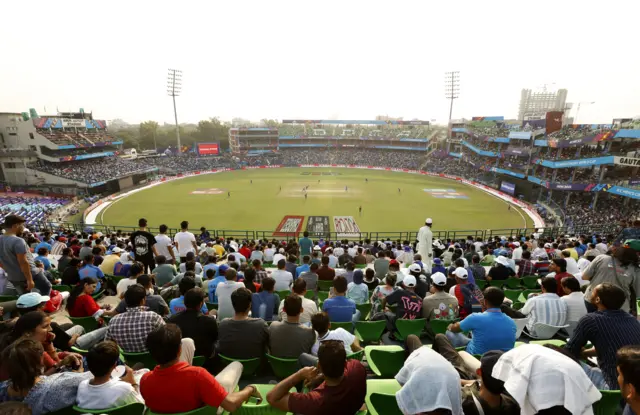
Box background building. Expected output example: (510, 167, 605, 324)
(518, 88, 568, 121)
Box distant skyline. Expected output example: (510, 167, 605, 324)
(1, 0, 639, 125)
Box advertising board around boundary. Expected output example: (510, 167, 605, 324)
(333, 216, 361, 238)
(306, 216, 330, 238)
(274, 215, 305, 236)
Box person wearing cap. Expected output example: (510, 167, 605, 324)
(422, 272, 459, 324)
(431, 257, 447, 276)
(408, 263, 429, 299)
(272, 248, 286, 268)
(372, 274, 422, 338)
(511, 241, 523, 261)
(486, 256, 515, 283)
(99, 246, 123, 275)
(0, 215, 52, 296)
(417, 218, 434, 271)
(520, 277, 567, 337)
(449, 267, 482, 319)
(442, 286, 516, 355)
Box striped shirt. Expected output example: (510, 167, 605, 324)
(566, 310, 640, 389)
(561, 291, 588, 324)
(520, 293, 567, 335)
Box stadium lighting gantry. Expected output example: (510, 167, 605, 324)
(167, 68, 183, 150)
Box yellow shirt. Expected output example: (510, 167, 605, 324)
(99, 254, 121, 275)
(213, 244, 225, 257)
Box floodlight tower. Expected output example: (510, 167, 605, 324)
(167, 69, 182, 150)
(445, 71, 460, 124)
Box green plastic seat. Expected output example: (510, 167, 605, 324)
(48, 406, 78, 415)
(365, 379, 402, 415)
(219, 354, 261, 378)
(369, 393, 403, 415)
(0, 295, 18, 302)
(233, 384, 296, 415)
(355, 320, 386, 344)
(276, 290, 291, 302)
(330, 320, 354, 333)
(347, 349, 365, 361)
(304, 290, 316, 300)
(73, 402, 145, 415)
(108, 275, 126, 284)
(192, 356, 206, 367)
(522, 289, 542, 299)
(395, 318, 426, 341)
(529, 339, 566, 347)
(355, 303, 372, 321)
(71, 346, 89, 355)
(512, 301, 524, 310)
(592, 389, 622, 415)
(69, 316, 99, 333)
(317, 280, 333, 291)
(429, 319, 457, 335)
(522, 275, 539, 289)
(52, 284, 72, 292)
(121, 350, 157, 369)
(317, 291, 329, 303)
(475, 279, 487, 290)
(266, 354, 299, 379)
(146, 406, 219, 415)
(103, 315, 112, 325)
(365, 346, 405, 378)
(504, 277, 522, 289)
(503, 289, 523, 303)
(263, 262, 273, 267)
(480, 260, 494, 267)
(205, 302, 218, 311)
(355, 263, 367, 269)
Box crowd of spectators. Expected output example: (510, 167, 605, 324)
(279, 149, 426, 170)
(30, 158, 156, 184)
(1, 215, 640, 414)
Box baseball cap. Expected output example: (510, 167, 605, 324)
(279, 248, 285, 253)
(389, 259, 399, 266)
(495, 256, 509, 267)
(624, 240, 640, 252)
(404, 246, 412, 252)
(17, 292, 50, 308)
(431, 272, 447, 286)
(218, 264, 229, 274)
(313, 245, 321, 251)
(513, 242, 520, 247)
(59, 237, 67, 243)
(425, 218, 433, 224)
(112, 247, 122, 253)
(453, 267, 468, 279)
(408, 263, 422, 273)
(2, 215, 26, 228)
(433, 258, 442, 265)
(544, 243, 552, 248)
(403, 275, 417, 287)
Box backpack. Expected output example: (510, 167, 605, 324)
(459, 284, 474, 316)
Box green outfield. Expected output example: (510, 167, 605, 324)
(99, 168, 533, 233)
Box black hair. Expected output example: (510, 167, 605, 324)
(292, 278, 307, 295)
(243, 268, 257, 293)
(541, 277, 557, 294)
(37, 247, 47, 256)
(262, 276, 275, 292)
(522, 250, 531, 259)
(483, 287, 505, 308)
(231, 287, 252, 313)
(595, 283, 626, 310)
(311, 312, 330, 335)
(180, 221, 189, 229)
(87, 340, 120, 377)
(124, 284, 147, 307)
(147, 324, 182, 365)
(283, 294, 302, 316)
(333, 275, 347, 293)
(129, 262, 144, 277)
(552, 258, 567, 272)
(67, 277, 98, 311)
(302, 255, 310, 264)
(560, 277, 580, 293)
(184, 287, 205, 310)
(178, 276, 197, 295)
(156, 255, 166, 265)
(277, 259, 286, 269)
(317, 339, 346, 379)
(159, 224, 168, 233)
(617, 345, 640, 393)
(206, 268, 215, 279)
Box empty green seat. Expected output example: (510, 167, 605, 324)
(317, 291, 329, 303)
(219, 354, 261, 378)
(355, 303, 372, 321)
(304, 290, 316, 300)
(592, 390, 622, 415)
(366, 379, 402, 415)
(108, 275, 125, 284)
(504, 277, 522, 289)
(92, 289, 105, 300)
(266, 354, 299, 379)
(330, 321, 354, 333)
(103, 315, 112, 325)
(429, 319, 456, 335)
(69, 316, 99, 333)
(503, 289, 523, 303)
(355, 320, 386, 344)
(121, 350, 157, 369)
(276, 290, 291, 302)
(365, 346, 405, 378)
(73, 402, 145, 415)
(522, 275, 539, 289)
(233, 384, 296, 415)
(475, 279, 487, 290)
(512, 301, 524, 310)
(347, 349, 364, 361)
(317, 280, 333, 291)
(355, 264, 367, 269)
(395, 318, 426, 341)
(522, 289, 541, 299)
(369, 393, 403, 415)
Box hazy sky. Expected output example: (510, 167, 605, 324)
(1, 0, 638, 125)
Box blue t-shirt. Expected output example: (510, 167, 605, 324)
(169, 295, 208, 315)
(295, 264, 310, 279)
(459, 308, 516, 355)
(203, 263, 218, 279)
(114, 263, 131, 277)
(35, 241, 52, 253)
(79, 264, 105, 291)
(251, 291, 278, 321)
(322, 296, 356, 322)
(208, 276, 226, 303)
(35, 255, 52, 270)
(299, 237, 313, 255)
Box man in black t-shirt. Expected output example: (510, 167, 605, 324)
(373, 275, 422, 337)
(487, 256, 515, 282)
(130, 218, 158, 274)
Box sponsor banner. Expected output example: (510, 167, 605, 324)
(527, 176, 548, 188)
(59, 151, 115, 161)
(521, 119, 546, 129)
(629, 179, 640, 186)
(614, 156, 640, 167)
(306, 216, 330, 238)
(487, 137, 510, 143)
(615, 129, 640, 139)
(509, 131, 532, 140)
(461, 140, 499, 157)
(598, 185, 640, 200)
(472, 116, 504, 121)
(534, 139, 548, 147)
(423, 189, 469, 199)
(489, 167, 526, 179)
(451, 128, 467, 133)
(282, 119, 430, 125)
(61, 119, 86, 128)
(196, 143, 219, 155)
(242, 165, 282, 169)
(500, 181, 515, 195)
(502, 148, 529, 157)
(274, 215, 305, 236)
(534, 156, 614, 168)
(190, 188, 223, 195)
(334, 216, 362, 238)
(549, 183, 596, 191)
(546, 111, 564, 135)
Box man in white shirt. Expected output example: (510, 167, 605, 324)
(532, 244, 548, 260)
(271, 259, 294, 291)
(174, 221, 198, 262)
(277, 279, 318, 324)
(298, 310, 362, 368)
(333, 244, 345, 258)
(417, 218, 434, 271)
(561, 251, 580, 275)
(178, 252, 203, 274)
(511, 242, 523, 261)
(520, 277, 568, 337)
(560, 276, 587, 329)
(473, 238, 484, 255)
(154, 224, 175, 263)
(264, 244, 276, 262)
(326, 249, 339, 268)
(595, 238, 608, 255)
(77, 340, 144, 410)
(347, 243, 358, 258)
(272, 248, 286, 266)
(215, 268, 245, 320)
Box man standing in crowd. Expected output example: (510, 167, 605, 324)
(130, 218, 159, 274)
(0, 215, 51, 295)
(174, 221, 198, 263)
(155, 224, 176, 264)
(299, 231, 313, 257)
(417, 218, 434, 270)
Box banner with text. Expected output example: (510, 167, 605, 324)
(333, 216, 362, 238)
(306, 216, 330, 238)
(614, 156, 640, 167)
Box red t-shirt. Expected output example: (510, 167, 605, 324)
(140, 362, 228, 413)
(239, 247, 252, 260)
(288, 360, 366, 415)
(554, 272, 573, 297)
(68, 294, 101, 317)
